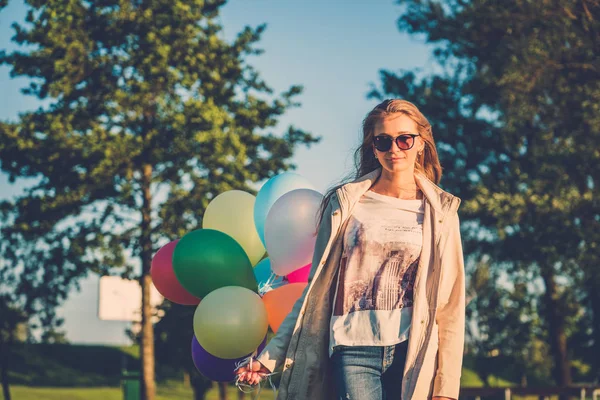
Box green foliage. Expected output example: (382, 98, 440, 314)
(0, 0, 317, 284)
(0, 1, 318, 398)
(0, 0, 317, 320)
(373, 0, 600, 385)
(0, 299, 28, 342)
(6, 343, 138, 387)
(465, 259, 552, 385)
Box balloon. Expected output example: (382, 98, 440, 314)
(262, 283, 307, 334)
(194, 286, 268, 359)
(254, 172, 316, 246)
(286, 263, 311, 283)
(172, 229, 257, 298)
(264, 188, 323, 276)
(203, 190, 265, 266)
(192, 335, 266, 382)
(150, 240, 200, 305)
(253, 258, 285, 292)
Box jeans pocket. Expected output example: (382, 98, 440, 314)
(331, 345, 346, 355)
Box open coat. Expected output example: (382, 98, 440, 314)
(257, 168, 466, 399)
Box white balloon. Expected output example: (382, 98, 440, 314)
(254, 172, 316, 246)
(264, 188, 324, 276)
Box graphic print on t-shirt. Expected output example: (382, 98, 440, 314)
(333, 213, 422, 316)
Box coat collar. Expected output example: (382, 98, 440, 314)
(336, 168, 460, 216)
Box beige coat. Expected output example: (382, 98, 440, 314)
(257, 168, 465, 399)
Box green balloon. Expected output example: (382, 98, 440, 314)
(172, 229, 257, 298)
(194, 286, 268, 359)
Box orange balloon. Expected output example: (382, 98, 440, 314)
(262, 283, 307, 334)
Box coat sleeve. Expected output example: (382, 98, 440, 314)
(256, 200, 334, 373)
(432, 212, 466, 399)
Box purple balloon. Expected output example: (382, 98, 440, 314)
(191, 335, 267, 382)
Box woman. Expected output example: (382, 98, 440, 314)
(237, 99, 465, 400)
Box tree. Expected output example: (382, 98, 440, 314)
(0, 296, 27, 400)
(371, 0, 600, 389)
(0, 1, 318, 399)
(0, 223, 71, 400)
(465, 258, 551, 386)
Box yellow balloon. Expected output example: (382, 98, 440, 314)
(194, 286, 268, 359)
(203, 190, 266, 266)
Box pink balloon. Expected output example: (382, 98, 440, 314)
(286, 263, 311, 283)
(151, 240, 200, 305)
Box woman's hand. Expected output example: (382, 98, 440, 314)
(432, 397, 455, 400)
(235, 359, 270, 386)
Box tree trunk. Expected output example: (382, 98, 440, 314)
(0, 336, 12, 400)
(218, 381, 227, 400)
(587, 273, 600, 382)
(140, 163, 156, 400)
(580, 200, 600, 382)
(190, 371, 212, 400)
(540, 267, 571, 396)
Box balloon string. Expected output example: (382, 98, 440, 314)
(234, 354, 279, 400)
(258, 272, 287, 296)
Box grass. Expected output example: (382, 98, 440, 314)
(461, 367, 485, 387)
(0, 386, 124, 400)
(0, 384, 275, 400)
(1, 343, 562, 399)
(1, 382, 566, 400)
(0, 367, 512, 400)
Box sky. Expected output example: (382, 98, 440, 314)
(0, 0, 434, 345)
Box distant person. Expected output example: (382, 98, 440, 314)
(236, 99, 465, 400)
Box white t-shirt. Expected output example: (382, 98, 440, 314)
(329, 190, 424, 355)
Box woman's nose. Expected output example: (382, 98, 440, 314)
(389, 139, 404, 153)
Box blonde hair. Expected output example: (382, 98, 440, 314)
(317, 99, 442, 225)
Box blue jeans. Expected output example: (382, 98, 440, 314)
(331, 341, 408, 400)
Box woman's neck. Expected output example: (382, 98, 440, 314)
(371, 168, 422, 199)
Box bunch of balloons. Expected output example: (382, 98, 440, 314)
(150, 172, 323, 382)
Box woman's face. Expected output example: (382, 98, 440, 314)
(372, 115, 424, 175)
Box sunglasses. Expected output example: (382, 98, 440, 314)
(373, 134, 420, 152)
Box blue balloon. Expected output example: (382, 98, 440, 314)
(253, 258, 272, 284)
(253, 258, 285, 293)
(254, 172, 316, 246)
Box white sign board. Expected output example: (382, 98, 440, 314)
(98, 276, 163, 322)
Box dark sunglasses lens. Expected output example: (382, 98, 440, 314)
(396, 135, 414, 150)
(374, 136, 392, 151)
